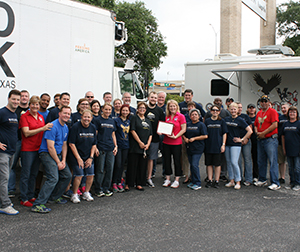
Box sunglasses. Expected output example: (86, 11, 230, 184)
(86, 96, 94, 98)
(211, 109, 220, 112)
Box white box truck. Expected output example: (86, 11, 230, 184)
(185, 53, 300, 113)
(0, 0, 146, 109)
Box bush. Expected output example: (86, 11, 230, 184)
(165, 94, 184, 104)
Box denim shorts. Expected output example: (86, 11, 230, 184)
(72, 162, 94, 177)
(148, 142, 159, 160)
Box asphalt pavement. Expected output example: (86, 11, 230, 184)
(1, 158, 300, 252)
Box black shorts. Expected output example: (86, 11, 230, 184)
(205, 153, 222, 166)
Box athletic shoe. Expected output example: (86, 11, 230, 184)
(104, 190, 113, 197)
(268, 183, 281, 190)
(279, 178, 285, 184)
(191, 184, 201, 190)
(253, 178, 258, 182)
(112, 183, 119, 193)
(170, 180, 179, 188)
(254, 180, 268, 187)
(234, 184, 241, 190)
(220, 175, 228, 182)
(31, 204, 51, 214)
(225, 182, 235, 187)
(204, 177, 209, 182)
(213, 181, 220, 189)
(0, 205, 19, 215)
(205, 180, 213, 188)
(147, 179, 155, 188)
(20, 200, 33, 207)
(187, 182, 194, 188)
(243, 181, 251, 186)
(80, 186, 86, 194)
(117, 183, 124, 192)
(151, 174, 156, 178)
(28, 198, 36, 203)
(48, 197, 68, 204)
(82, 192, 94, 201)
(292, 185, 300, 191)
(71, 194, 80, 204)
(8, 191, 15, 198)
(77, 189, 82, 196)
(95, 191, 105, 197)
(163, 180, 171, 187)
(62, 189, 73, 199)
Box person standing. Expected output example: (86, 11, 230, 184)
(282, 106, 300, 190)
(48, 93, 60, 111)
(122, 92, 136, 116)
(278, 103, 290, 184)
(85, 91, 95, 104)
(19, 96, 53, 207)
(38, 93, 51, 122)
(0, 90, 21, 215)
(254, 95, 280, 190)
(8, 90, 30, 198)
(32, 106, 72, 213)
(103, 92, 112, 104)
(145, 92, 165, 187)
(72, 98, 91, 125)
(157, 91, 166, 114)
(179, 89, 206, 117)
(204, 97, 230, 120)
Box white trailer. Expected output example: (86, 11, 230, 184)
(0, 0, 145, 109)
(185, 54, 300, 113)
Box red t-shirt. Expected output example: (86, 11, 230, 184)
(19, 111, 45, 151)
(254, 107, 278, 138)
(163, 112, 186, 145)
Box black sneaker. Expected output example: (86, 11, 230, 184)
(204, 177, 209, 183)
(213, 181, 220, 189)
(220, 176, 228, 182)
(104, 190, 113, 197)
(205, 180, 213, 188)
(279, 178, 285, 184)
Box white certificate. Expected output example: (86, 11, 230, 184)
(157, 121, 174, 135)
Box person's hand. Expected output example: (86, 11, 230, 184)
(0, 142, 7, 151)
(189, 138, 195, 143)
(57, 161, 66, 170)
(77, 158, 84, 169)
(184, 138, 189, 144)
(256, 132, 265, 139)
(233, 137, 242, 143)
(95, 148, 100, 157)
(169, 133, 177, 139)
(144, 144, 150, 151)
(113, 146, 118, 156)
(84, 158, 92, 168)
(43, 123, 53, 131)
(221, 145, 225, 153)
(242, 138, 249, 145)
(139, 142, 145, 149)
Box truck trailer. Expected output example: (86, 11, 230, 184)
(0, 0, 146, 109)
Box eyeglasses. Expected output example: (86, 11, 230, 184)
(138, 107, 146, 110)
(211, 109, 220, 112)
(86, 96, 94, 98)
(81, 103, 89, 106)
(260, 100, 268, 103)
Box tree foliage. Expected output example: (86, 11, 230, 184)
(277, 1, 300, 55)
(76, 0, 167, 80)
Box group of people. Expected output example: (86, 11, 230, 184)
(0, 88, 299, 216)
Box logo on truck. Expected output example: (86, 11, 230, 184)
(0, 1, 15, 78)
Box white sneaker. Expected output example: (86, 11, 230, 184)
(254, 180, 268, 187)
(292, 185, 300, 191)
(147, 178, 155, 188)
(225, 182, 235, 187)
(162, 179, 171, 187)
(82, 192, 94, 201)
(0, 205, 19, 215)
(170, 180, 179, 188)
(71, 193, 80, 203)
(268, 183, 281, 190)
(234, 184, 241, 190)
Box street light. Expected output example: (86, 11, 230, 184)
(209, 24, 218, 57)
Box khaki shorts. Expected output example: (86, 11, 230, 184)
(278, 145, 286, 164)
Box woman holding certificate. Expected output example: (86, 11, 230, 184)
(162, 100, 186, 188)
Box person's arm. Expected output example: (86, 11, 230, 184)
(221, 133, 227, 153)
(21, 123, 53, 138)
(85, 145, 96, 168)
(182, 135, 189, 143)
(256, 121, 278, 139)
(189, 135, 208, 142)
(47, 139, 65, 170)
(69, 143, 84, 169)
(112, 131, 118, 156)
(145, 135, 152, 150)
(170, 123, 186, 139)
(61, 141, 68, 167)
(131, 130, 145, 149)
(281, 135, 286, 156)
(234, 125, 253, 143)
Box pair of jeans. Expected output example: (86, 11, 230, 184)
(94, 150, 115, 192)
(287, 156, 300, 186)
(112, 148, 128, 184)
(187, 153, 202, 186)
(33, 152, 72, 206)
(257, 137, 279, 185)
(0, 153, 13, 208)
(20, 151, 40, 202)
(225, 146, 241, 182)
(238, 139, 253, 183)
(8, 140, 21, 192)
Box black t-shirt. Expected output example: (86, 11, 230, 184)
(68, 121, 97, 163)
(205, 118, 228, 154)
(94, 115, 116, 151)
(145, 105, 165, 143)
(278, 114, 288, 145)
(71, 112, 82, 125)
(184, 121, 208, 154)
(224, 116, 249, 146)
(179, 101, 206, 117)
(282, 120, 300, 157)
(129, 115, 152, 154)
(205, 109, 230, 120)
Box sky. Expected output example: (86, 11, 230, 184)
(124, 0, 289, 81)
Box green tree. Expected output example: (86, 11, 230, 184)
(277, 1, 300, 55)
(77, 0, 115, 9)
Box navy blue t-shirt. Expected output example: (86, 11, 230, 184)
(114, 117, 130, 150)
(238, 113, 251, 137)
(110, 108, 120, 120)
(282, 120, 300, 157)
(278, 114, 288, 145)
(184, 121, 208, 155)
(0, 107, 19, 155)
(179, 101, 206, 117)
(205, 118, 228, 153)
(224, 116, 249, 146)
(71, 112, 82, 125)
(68, 121, 97, 163)
(94, 116, 116, 151)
